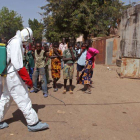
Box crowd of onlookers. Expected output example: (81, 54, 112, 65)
(23, 39, 99, 98)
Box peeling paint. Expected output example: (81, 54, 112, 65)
(120, 4, 140, 58)
(120, 58, 140, 78)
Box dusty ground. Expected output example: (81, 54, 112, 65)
(0, 64, 140, 140)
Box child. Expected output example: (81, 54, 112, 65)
(27, 45, 35, 80)
(49, 42, 62, 92)
(31, 43, 48, 98)
(76, 42, 88, 81)
(44, 45, 50, 83)
(77, 47, 99, 94)
(63, 42, 76, 94)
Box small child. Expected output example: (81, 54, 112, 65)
(27, 45, 35, 80)
(49, 42, 62, 92)
(63, 42, 76, 94)
(76, 43, 88, 82)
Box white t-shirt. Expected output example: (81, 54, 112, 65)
(77, 49, 87, 66)
(59, 43, 67, 53)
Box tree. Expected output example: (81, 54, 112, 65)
(28, 18, 44, 42)
(0, 7, 23, 40)
(41, 0, 128, 42)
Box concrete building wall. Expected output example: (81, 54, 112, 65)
(120, 4, 140, 58)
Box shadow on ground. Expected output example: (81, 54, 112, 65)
(4, 104, 45, 126)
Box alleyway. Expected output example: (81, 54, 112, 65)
(1, 64, 140, 140)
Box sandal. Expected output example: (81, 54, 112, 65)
(63, 89, 66, 94)
(85, 90, 91, 94)
(69, 90, 73, 94)
(54, 88, 58, 92)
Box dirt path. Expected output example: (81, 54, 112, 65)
(1, 65, 140, 140)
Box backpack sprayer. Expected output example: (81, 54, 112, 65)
(0, 43, 7, 76)
(0, 43, 7, 98)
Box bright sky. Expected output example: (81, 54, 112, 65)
(0, 0, 140, 27)
(0, 0, 46, 27)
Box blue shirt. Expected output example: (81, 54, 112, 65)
(77, 49, 87, 66)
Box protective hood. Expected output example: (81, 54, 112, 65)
(21, 27, 33, 42)
(6, 30, 24, 71)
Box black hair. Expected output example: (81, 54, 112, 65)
(44, 44, 49, 49)
(68, 42, 73, 48)
(36, 42, 42, 47)
(85, 39, 92, 47)
(53, 42, 59, 48)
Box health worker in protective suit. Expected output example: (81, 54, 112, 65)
(0, 27, 49, 132)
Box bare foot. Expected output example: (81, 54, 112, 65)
(63, 89, 66, 94)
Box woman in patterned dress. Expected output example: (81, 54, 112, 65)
(78, 47, 99, 94)
(49, 42, 62, 92)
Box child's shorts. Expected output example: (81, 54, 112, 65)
(63, 64, 74, 79)
(77, 63, 85, 71)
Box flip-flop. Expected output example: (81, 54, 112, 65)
(69, 90, 73, 94)
(63, 89, 66, 94)
(54, 88, 58, 92)
(85, 90, 91, 94)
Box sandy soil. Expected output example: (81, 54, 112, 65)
(0, 64, 140, 140)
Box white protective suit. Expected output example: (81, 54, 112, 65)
(0, 29, 39, 126)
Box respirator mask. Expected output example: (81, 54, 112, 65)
(21, 28, 32, 46)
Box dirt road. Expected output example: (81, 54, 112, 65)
(0, 65, 140, 140)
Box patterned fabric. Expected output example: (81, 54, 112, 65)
(63, 64, 74, 79)
(51, 69, 61, 79)
(49, 49, 62, 79)
(49, 49, 62, 70)
(78, 59, 93, 85)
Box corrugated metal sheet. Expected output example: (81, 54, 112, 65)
(120, 4, 140, 58)
(106, 38, 114, 65)
(112, 38, 120, 64)
(92, 39, 106, 64)
(120, 57, 140, 78)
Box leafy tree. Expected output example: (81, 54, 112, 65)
(0, 7, 23, 40)
(41, 0, 128, 42)
(28, 18, 44, 42)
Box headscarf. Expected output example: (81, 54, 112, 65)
(86, 47, 99, 63)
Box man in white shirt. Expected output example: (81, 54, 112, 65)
(59, 38, 67, 69)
